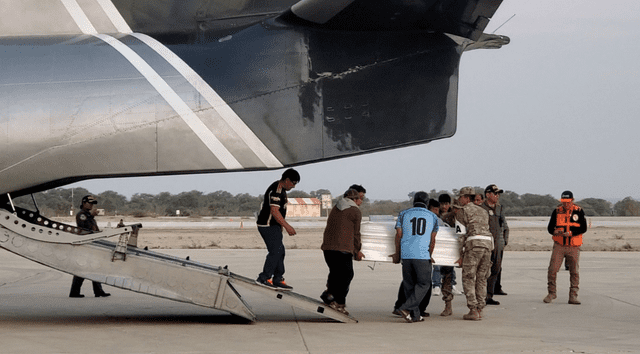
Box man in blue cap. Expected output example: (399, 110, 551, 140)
(390, 191, 439, 323)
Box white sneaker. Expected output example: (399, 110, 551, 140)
(432, 287, 441, 296)
(452, 285, 463, 295)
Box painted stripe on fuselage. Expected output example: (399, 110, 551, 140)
(92, 34, 243, 170)
(95, 0, 133, 33)
(60, 0, 98, 34)
(60, 0, 282, 169)
(130, 33, 283, 168)
(60, 0, 243, 170)
(93, 0, 281, 167)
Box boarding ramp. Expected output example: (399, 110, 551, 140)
(0, 207, 355, 323)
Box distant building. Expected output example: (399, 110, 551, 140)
(287, 198, 321, 217)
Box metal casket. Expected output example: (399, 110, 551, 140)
(360, 218, 462, 266)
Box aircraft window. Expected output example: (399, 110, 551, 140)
(31, 227, 35, 232)
(52, 223, 57, 228)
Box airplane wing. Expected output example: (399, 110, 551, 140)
(0, 0, 508, 197)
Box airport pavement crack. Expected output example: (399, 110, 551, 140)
(292, 307, 311, 353)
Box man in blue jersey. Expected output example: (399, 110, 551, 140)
(390, 191, 439, 323)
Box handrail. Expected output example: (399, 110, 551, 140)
(0, 208, 136, 244)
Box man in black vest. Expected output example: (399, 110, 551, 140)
(69, 195, 111, 298)
(481, 184, 509, 305)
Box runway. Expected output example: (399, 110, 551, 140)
(1, 249, 638, 353)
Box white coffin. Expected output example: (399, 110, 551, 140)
(360, 219, 462, 266)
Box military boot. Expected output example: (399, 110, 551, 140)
(463, 308, 480, 321)
(568, 291, 581, 305)
(440, 301, 452, 316)
(543, 293, 557, 303)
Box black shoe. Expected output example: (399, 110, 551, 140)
(420, 312, 430, 317)
(95, 292, 111, 297)
(494, 290, 508, 296)
(320, 291, 334, 305)
(272, 278, 293, 290)
(398, 309, 413, 323)
(486, 297, 500, 305)
(69, 294, 84, 298)
(255, 278, 277, 289)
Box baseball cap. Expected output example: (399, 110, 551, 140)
(485, 184, 504, 194)
(560, 190, 573, 201)
(457, 186, 475, 196)
(82, 195, 98, 204)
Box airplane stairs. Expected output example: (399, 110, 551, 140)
(0, 208, 356, 323)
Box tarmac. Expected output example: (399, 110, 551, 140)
(1, 249, 639, 354)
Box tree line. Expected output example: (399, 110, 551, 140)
(9, 187, 640, 218)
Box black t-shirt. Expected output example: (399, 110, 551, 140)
(257, 181, 287, 227)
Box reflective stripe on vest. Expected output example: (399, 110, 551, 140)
(552, 205, 583, 246)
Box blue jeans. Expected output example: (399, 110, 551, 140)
(257, 225, 286, 282)
(432, 265, 457, 287)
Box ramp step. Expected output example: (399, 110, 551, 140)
(228, 274, 357, 323)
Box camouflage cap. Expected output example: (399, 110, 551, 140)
(458, 186, 475, 196)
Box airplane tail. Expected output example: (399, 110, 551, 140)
(0, 0, 508, 196)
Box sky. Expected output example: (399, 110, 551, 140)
(70, 1, 640, 202)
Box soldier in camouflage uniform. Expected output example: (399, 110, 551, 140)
(454, 187, 493, 321)
(438, 199, 458, 316)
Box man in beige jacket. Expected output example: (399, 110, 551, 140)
(320, 186, 366, 315)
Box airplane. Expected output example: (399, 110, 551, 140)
(0, 0, 509, 322)
(0, 0, 509, 199)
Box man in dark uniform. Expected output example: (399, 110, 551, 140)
(68, 195, 111, 298)
(255, 168, 300, 290)
(481, 184, 509, 306)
